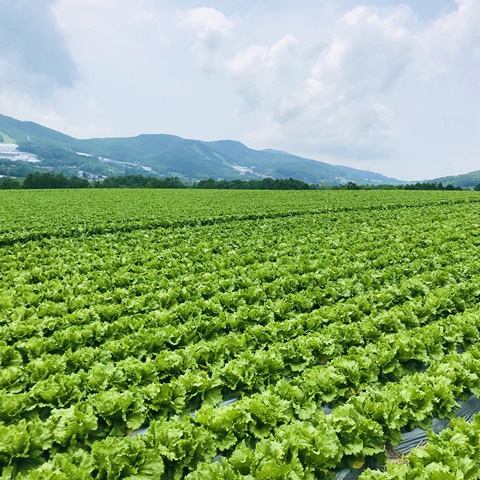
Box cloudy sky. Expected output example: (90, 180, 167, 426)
(0, 0, 479, 180)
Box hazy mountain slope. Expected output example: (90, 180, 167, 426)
(430, 170, 480, 189)
(207, 140, 399, 183)
(0, 114, 78, 148)
(0, 113, 401, 184)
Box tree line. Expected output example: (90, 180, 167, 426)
(194, 178, 311, 190)
(0, 172, 473, 191)
(332, 181, 462, 191)
(0, 173, 90, 189)
(0, 173, 312, 190)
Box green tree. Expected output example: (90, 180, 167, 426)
(23, 172, 70, 189)
(196, 178, 217, 189)
(0, 177, 21, 189)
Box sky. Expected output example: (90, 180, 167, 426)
(0, 0, 479, 181)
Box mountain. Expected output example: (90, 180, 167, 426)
(0, 113, 401, 185)
(430, 170, 480, 189)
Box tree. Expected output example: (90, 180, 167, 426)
(196, 178, 217, 189)
(23, 172, 70, 189)
(0, 177, 21, 189)
(68, 176, 89, 188)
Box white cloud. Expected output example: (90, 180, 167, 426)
(179, 7, 233, 72)
(222, 0, 480, 178)
(1, 0, 479, 179)
(411, 0, 480, 79)
(181, 7, 232, 39)
(226, 5, 415, 160)
(227, 35, 299, 74)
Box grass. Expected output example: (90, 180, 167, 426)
(0, 130, 17, 144)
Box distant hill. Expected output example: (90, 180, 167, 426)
(430, 170, 480, 189)
(0, 113, 402, 184)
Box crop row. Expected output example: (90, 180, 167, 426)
(2, 276, 480, 420)
(2, 304, 480, 476)
(3, 202, 480, 336)
(186, 344, 480, 479)
(3, 262, 479, 378)
(0, 190, 478, 245)
(360, 414, 480, 479)
(2, 195, 480, 477)
(5, 338, 480, 479)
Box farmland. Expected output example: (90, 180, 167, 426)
(2, 189, 480, 479)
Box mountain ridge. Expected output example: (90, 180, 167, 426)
(429, 170, 480, 189)
(0, 113, 401, 184)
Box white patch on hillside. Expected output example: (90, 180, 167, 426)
(0, 143, 40, 163)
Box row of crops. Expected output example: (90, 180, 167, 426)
(0, 189, 475, 244)
(2, 190, 480, 479)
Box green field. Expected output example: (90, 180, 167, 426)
(2, 189, 480, 479)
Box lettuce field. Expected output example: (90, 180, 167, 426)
(2, 189, 480, 479)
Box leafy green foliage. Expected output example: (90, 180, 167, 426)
(360, 414, 480, 479)
(1, 191, 480, 478)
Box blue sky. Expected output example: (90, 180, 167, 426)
(0, 0, 478, 180)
